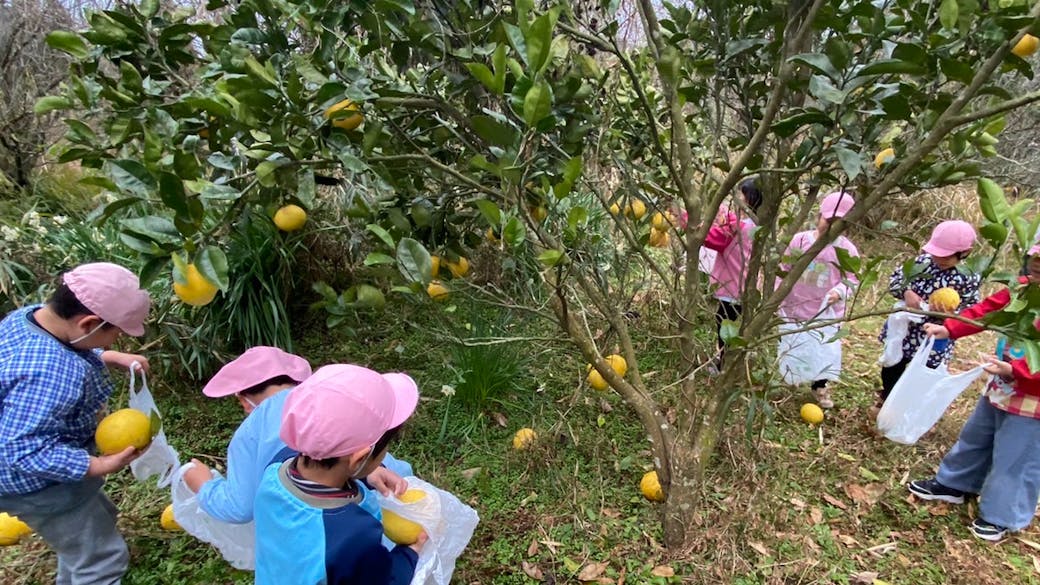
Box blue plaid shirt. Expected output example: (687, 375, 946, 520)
(0, 306, 114, 495)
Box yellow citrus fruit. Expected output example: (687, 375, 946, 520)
(0, 513, 32, 546)
(874, 147, 895, 169)
(486, 228, 499, 243)
(651, 212, 674, 231)
(800, 403, 825, 425)
(95, 408, 153, 455)
(609, 202, 621, 216)
(427, 280, 449, 301)
(1012, 34, 1039, 58)
(929, 287, 961, 313)
(446, 257, 470, 278)
(587, 369, 609, 391)
(605, 354, 628, 377)
(512, 427, 537, 450)
(430, 255, 441, 277)
(649, 228, 670, 248)
(382, 489, 427, 545)
(173, 263, 219, 307)
(160, 504, 182, 531)
(529, 206, 548, 223)
(273, 204, 307, 232)
(625, 199, 647, 220)
(639, 471, 665, 502)
(324, 99, 364, 131)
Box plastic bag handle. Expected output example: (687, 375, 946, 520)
(127, 360, 147, 399)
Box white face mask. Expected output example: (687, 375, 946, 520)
(240, 395, 260, 410)
(349, 447, 378, 480)
(69, 320, 108, 345)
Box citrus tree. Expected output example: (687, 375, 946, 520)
(41, 0, 1040, 547)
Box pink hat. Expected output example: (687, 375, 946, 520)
(202, 346, 312, 398)
(1029, 244, 1040, 257)
(280, 364, 419, 459)
(922, 220, 977, 257)
(63, 263, 150, 336)
(820, 191, 855, 219)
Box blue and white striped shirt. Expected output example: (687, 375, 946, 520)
(0, 306, 114, 495)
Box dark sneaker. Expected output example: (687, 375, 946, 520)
(970, 518, 1009, 542)
(907, 478, 966, 504)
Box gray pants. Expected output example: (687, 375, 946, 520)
(0, 477, 128, 585)
(937, 395, 1040, 530)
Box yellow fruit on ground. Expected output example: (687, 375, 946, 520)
(273, 204, 307, 232)
(649, 228, 670, 248)
(605, 354, 628, 377)
(427, 280, 449, 301)
(0, 513, 32, 546)
(609, 202, 621, 216)
(160, 504, 182, 532)
(173, 264, 219, 307)
(324, 99, 364, 130)
(929, 287, 961, 313)
(512, 427, 537, 450)
(1012, 34, 1039, 58)
(430, 255, 441, 277)
(639, 471, 665, 502)
(651, 211, 674, 231)
(587, 369, 609, 391)
(95, 408, 152, 455)
(874, 147, 895, 169)
(800, 403, 825, 425)
(625, 199, 647, 220)
(382, 489, 427, 545)
(446, 257, 470, 278)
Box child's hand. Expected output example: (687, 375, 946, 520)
(101, 351, 150, 373)
(408, 530, 429, 554)
(183, 459, 215, 492)
(826, 290, 841, 305)
(87, 446, 139, 477)
(922, 323, 949, 339)
(904, 290, 923, 310)
(983, 355, 1014, 380)
(366, 467, 407, 497)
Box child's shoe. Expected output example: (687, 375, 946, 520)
(814, 387, 834, 409)
(907, 478, 966, 504)
(970, 518, 1009, 542)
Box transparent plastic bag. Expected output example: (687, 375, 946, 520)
(876, 337, 985, 444)
(878, 301, 924, 367)
(777, 303, 842, 385)
(378, 477, 479, 585)
(170, 462, 256, 571)
(127, 365, 180, 488)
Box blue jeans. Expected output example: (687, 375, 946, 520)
(936, 396, 1040, 530)
(0, 477, 128, 584)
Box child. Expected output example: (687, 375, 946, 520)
(777, 191, 859, 408)
(0, 262, 150, 584)
(704, 178, 763, 368)
(254, 364, 424, 584)
(183, 346, 413, 524)
(876, 220, 979, 410)
(908, 247, 1040, 542)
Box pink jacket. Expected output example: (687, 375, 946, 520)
(778, 230, 859, 322)
(704, 212, 756, 302)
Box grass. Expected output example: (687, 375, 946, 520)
(5, 241, 1040, 584)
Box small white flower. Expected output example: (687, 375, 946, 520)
(53, 215, 68, 226)
(440, 385, 456, 397)
(1, 226, 18, 241)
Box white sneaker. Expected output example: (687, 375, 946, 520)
(814, 387, 834, 409)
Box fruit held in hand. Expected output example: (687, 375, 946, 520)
(800, 403, 824, 425)
(639, 471, 665, 502)
(95, 408, 153, 455)
(160, 504, 182, 531)
(0, 513, 32, 546)
(928, 287, 961, 313)
(382, 489, 426, 545)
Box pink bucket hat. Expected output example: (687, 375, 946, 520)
(922, 220, 977, 257)
(1028, 244, 1040, 257)
(280, 364, 419, 460)
(202, 346, 312, 398)
(820, 191, 855, 219)
(63, 263, 150, 336)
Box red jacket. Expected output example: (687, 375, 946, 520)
(945, 277, 1040, 399)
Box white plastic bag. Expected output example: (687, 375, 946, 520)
(698, 247, 717, 274)
(127, 365, 180, 489)
(170, 462, 256, 571)
(777, 304, 842, 385)
(878, 301, 925, 367)
(378, 477, 479, 585)
(876, 337, 985, 445)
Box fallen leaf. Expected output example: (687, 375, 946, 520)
(838, 452, 857, 462)
(527, 538, 539, 557)
(838, 534, 860, 547)
(1019, 537, 1040, 552)
(850, 571, 878, 584)
(810, 507, 824, 525)
(599, 399, 613, 413)
(492, 412, 508, 427)
(460, 467, 482, 481)
(650, 566, 675, 577)
(522, 561, 543, 580)
(601, 508, 621, 519)
(928, 503, 951, 516)
(577, 562, 608, 581)
(749, 541, 770, 556)
(858, 466, 881, 481)
(823, 493, 849, 510)
(845, 483, 885, 506)
(789, 497, 807, 509)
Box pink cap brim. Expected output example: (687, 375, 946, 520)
(382, 372, 419, 428)
(1029, 244, 1040, 257)
(922, 242, 957, 257)
(202, 347, 311, 398)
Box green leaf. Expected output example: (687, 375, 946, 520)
(45, 31, 89, 59)
(808, 75, 846, 105)
(855, 60, 928, 77)
(121, 215, 182, 246)
(475, 200, 502, 227)
(243, 55, 278, 87)
(195, 246, 229, 291)
(977, 178, 1009, 223)
(35, 96, 72, 114)
(109, 160, 157, 195)
(255, 160, 285, 187)
(366, 224, 395, 248)
(833, 147, 863, 181)
(465, 63, 498, 93)
(789, 53, 839, 81)
(396, 238, 430, 283)
(770, 109, 832, 138)
(522, 80, 552, 126)
(492, 43, 508, 92)
(1025, 340, 1040, 374)
(979, 222, 1009, 248)
(363, 252, 396, 266)
(525, 12, 557, 76)
(719, 320, 745, 347)
(471, 115, 518, 147)
(502, 216, 526, 247)
(537, 249, 566, 267)
(939, 0, 959, 30)
(834, 247, 862, 273)
(297, 169, 316, 208)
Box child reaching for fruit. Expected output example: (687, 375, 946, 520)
(253, 364, 424, 584)
(876, 220, 981, 410)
